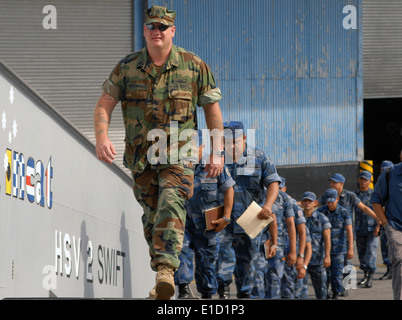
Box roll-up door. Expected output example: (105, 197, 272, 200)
(363, 0, 402, 98)
(0, 0, 133, 175)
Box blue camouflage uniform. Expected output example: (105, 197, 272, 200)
(319, 174, 361, 272)
(318, 189, 352, 296)
(250, 203, 276, 299)
(216, 121, 281, 298)
(174, 132, 235, 297)
(281, 198, 307, 299)
(265, 189, 295, 299)
(302, 192, 331, 299)
(319, 174, 361, 222)
(294, 226, 311, 299)
(355, 171, 379, 275)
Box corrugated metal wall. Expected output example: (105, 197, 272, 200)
(363, 0, 402, 98)
(0, 0, 363, 169)
(0, 0, 133, 175)
(151, 0, 363, 166)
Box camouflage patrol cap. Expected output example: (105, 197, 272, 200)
(325, 188, 338, 203)
(144, 5, 176, 26)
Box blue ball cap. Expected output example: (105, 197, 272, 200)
(329, 173, 345, 184)
(325, 188, 338, 202)
(359, 170, 372, 181)
(223, 121, 244, 139)
(301, 191, 316, 201)
(381, 160, 394, 170)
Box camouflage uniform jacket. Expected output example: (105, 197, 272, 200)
(354, 188, 376, 234)
(283, 198, 307, 256)
(318, 204, 352, 255)
(225, 144, 282, 234)
(305, 210, 331, 265)
(185, 164, 235, 233)
(103, 44, 222, 173)
(273, 190, 295, 251)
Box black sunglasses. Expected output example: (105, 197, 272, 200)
(146, 24, 171, 31)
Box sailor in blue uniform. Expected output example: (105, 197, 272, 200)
(318, 188, 353, 299)
(174, 130, 235, 299)
(355, 171, 379, 288)
(301, 191, 331, 299)
(215, 121, 281, 299)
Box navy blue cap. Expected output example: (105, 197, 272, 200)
(329, 173, 345, 184)
(301, 191, 316, 201)
(325, 188, 338, 202)
(359, 170, 372, 181)
(381, 160, 394, 170)
(223, 121, 244, 139)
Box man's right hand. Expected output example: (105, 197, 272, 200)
(96, 136, 117, 164)
(94, 92, 119, 164)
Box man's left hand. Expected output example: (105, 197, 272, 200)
(204, 153, 224, 177)
(257, 206, 273, 220)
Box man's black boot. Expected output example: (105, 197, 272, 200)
(178, 283, 191, 299)
(365, 273, 374, 288)
(358, 271, 368, 286)
(380, 266, 392, 280)
(218, 285, 230, 299)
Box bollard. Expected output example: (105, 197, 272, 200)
(359, 160, 374, 189)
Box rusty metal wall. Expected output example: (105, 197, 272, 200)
(151, 0, 363, 166)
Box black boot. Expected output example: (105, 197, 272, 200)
(358, 271, 368, 286)
(380, 266, 392, 280)
(178, 284, 191, 299)
(365, 273, 374, 288)
(218, 285, 230, 299)
(236, 291, 250, 299)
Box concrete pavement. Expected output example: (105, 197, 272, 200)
(187, 240, 394, 300)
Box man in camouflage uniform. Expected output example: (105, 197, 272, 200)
(318, 188, 354, 299)
(215, 121, 280, 299)
(174, 130, 235, 299)
(265, 182, 296, 299)
(354, 171, 379, 288)
(300, 191, 331, 299)
(318, 173, 380, 296)
(281, 196, 307, 299)
(93, 5, 224, 300)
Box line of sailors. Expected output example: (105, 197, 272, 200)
(173, 121, 390, 300)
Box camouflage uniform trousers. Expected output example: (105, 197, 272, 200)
(265, 248, 285, 299)
(326, 254, 345, 295)
(174, 217, 221, 296)
(174, 228, 194, 285)
(132, 163, 194, 272)
(281, 263, 298, 298)
(295, 273, 309, 299)
(306, 265, 328, 299)
(216, 229, 260, 296)
(356, 232, 379, 273)
(251, 244, 268, 299)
